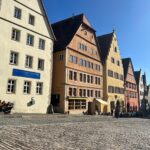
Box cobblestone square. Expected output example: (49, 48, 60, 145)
(0, 115, 150, 150)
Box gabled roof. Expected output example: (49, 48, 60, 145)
(143, 73, 147, 86)
(97, 32, 114, 62)
(134, 70, 141, 85)
(40, 0, 55, 40)
(122, 58, 135, 81)
(52, 13, 96, 52)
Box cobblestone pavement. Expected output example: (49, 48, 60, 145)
(0, 115, 150, 150)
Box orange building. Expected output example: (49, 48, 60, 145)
(51, 14, 103, 114)
(122, 58, 139, 112)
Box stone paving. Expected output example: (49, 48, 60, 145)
(0, 115, 150, 150)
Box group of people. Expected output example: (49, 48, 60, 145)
(0, 100, 14, 114)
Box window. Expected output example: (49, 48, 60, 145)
(29, 14, 35, 25)
(95, 64, 101, 71)
(23, 81, 31, 94)
(73, 88, 77, 96)
(111, 57, 115, 64)
(108, 86, 115, 93)
(98, 78, 101, 85)
(7, 79, 16, 93)
(91, 76, 93, 84)
(38, 59, 44, 70)
(87, 75, 90, 83)
(83, 89, 86, 97)
(114, 47, 117, 52)
(95, 77, 98, 84)
(117, 60, 120, 66)
(14, 7, 22, 19)
(91, 90, 93, 97)
(10, 51, 18, 65)
(11, 28, 20, 41)
(83, 60, 86, 67)
(27, 34, 34, 46)
(87, 90, 90, 97)
(90, 63, 93, 69)
(95, 91, 98, 98)
(79, 43, 87, 51)
(74, 72, 77, 81)
(70, 55, 77, 64)
(120, 75, 124, 81)
(36, 82, 43, 95)
(69, 71, 73, 80)
(79, 89, 82, 97)
(84, 74, 86, 82)
(90, 49, 94, 54)
(80, 59, 83, 66)
(25, 55, 33, 68)
(59, 54, 64, 61)
(80, 73, 83, 82)
(87, 61, 90, 68)
(68, 99, 86, 110)
(69, 88, 72, 96)
(108, 70, 113, 77)
(39, 39, 45, 50)
(114, 72, 119, 79)
(98, 91, 101, 98)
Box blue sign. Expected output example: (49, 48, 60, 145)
(13, 69, 40, 79)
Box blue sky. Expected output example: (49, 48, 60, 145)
(44, 0, 150, 84)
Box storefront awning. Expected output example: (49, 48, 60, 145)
(96, 99, 108, 105)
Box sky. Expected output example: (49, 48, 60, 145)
(44, 0, 150, 84)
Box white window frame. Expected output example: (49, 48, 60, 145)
(10, 51, 18, 65)
(38, 59, 44, 70)
(36, 82, 43, 95)
(23, 81, 31, 94)
(25, 55, 33, 68)
(7, 79, 16, 94)
(39, 38, 45, 50)
(27, 34, 34, 46)
(11, 28, 20, 41)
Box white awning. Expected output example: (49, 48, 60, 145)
(96, 99, 108, 105)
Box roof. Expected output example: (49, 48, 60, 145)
(40, 0, 56, 40)
(143, 73, 147, 86)
(122, 58, 135, 81)
(97, 32, 114, 62)
(52, 13, 95, 52)
(134, 70, 141, 85)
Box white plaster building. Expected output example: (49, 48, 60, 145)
(0, 0, 55, 113)
(134, 70, 144, 108)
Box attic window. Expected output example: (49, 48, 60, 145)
(84, 31, 87, 35)
(114, 47, 117, 52)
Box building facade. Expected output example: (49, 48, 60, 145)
(143, 73, 148, 99)
(52, 14, 103, 114)
(134, 70, 144, 108)
(122, 58, 139, 112)
(97, 31, 125, 113)
(0, 0, 55, 113)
